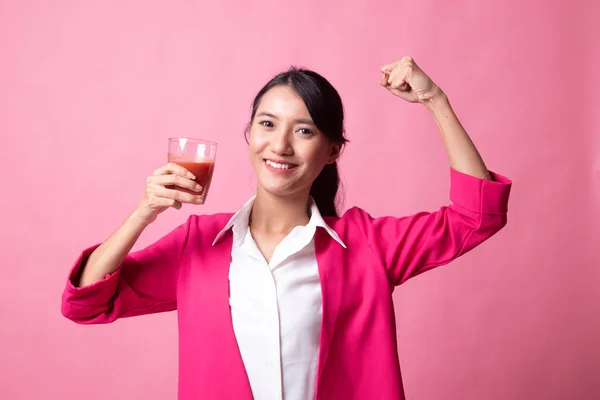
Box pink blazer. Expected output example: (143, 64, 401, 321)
(62, 168, 512, 399)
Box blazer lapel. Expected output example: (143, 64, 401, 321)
(314, 227, 345, 394)
(201, 231, 253, 399)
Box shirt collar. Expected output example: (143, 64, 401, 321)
(212, 195, 346, 248)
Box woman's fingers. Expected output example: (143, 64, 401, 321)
(148, 174, 202, 192)
(136, 162, 201, 225)
(152, 162, 196, 180)
(149, 184, 203, 205)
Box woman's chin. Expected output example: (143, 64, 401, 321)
(258, 181, 304, 199)
(260, 185, 293, 197)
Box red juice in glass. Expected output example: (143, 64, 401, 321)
(168, 138, 217, 202)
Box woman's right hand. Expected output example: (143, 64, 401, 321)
(133, 162, 203, 226)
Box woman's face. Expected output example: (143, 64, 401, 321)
(248, 85, 340, 199)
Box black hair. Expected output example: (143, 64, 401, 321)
(247, 67, 349, 217)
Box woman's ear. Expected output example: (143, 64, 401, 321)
(327, 143, 341, 164)
(243, 121, 252, 144)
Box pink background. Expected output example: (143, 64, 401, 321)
(1, 1, 599, 399)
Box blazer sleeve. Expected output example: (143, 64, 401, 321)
(61, 216, 192, 324)
(349, 168, 512, 286)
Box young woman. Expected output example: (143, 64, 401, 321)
(62, 56, 512, 400)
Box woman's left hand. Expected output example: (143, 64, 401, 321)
(380, 56, 443, 103)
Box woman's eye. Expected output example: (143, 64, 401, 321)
(297, 128, 313, 135)
(260, 121, 274, 128)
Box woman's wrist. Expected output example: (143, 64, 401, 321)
(421, 88, 449, 115)
(128, 204, 155, 231)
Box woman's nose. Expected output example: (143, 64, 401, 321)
(269, 128, 293, 155)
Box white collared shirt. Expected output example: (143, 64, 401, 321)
(213, 196, 346, 400)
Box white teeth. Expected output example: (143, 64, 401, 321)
(266, 160, 294, 170)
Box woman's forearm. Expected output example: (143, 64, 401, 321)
(424, 92, 492, 180)
(78, 209, 149, 287)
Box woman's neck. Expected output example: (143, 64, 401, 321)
(249, 189, 310, 235)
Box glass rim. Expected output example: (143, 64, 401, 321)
(168, 137, 218, 146)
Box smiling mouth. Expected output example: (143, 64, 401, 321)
(264, 159, 298, 170)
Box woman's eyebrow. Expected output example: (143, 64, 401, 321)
(256, 111, 315, 125)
